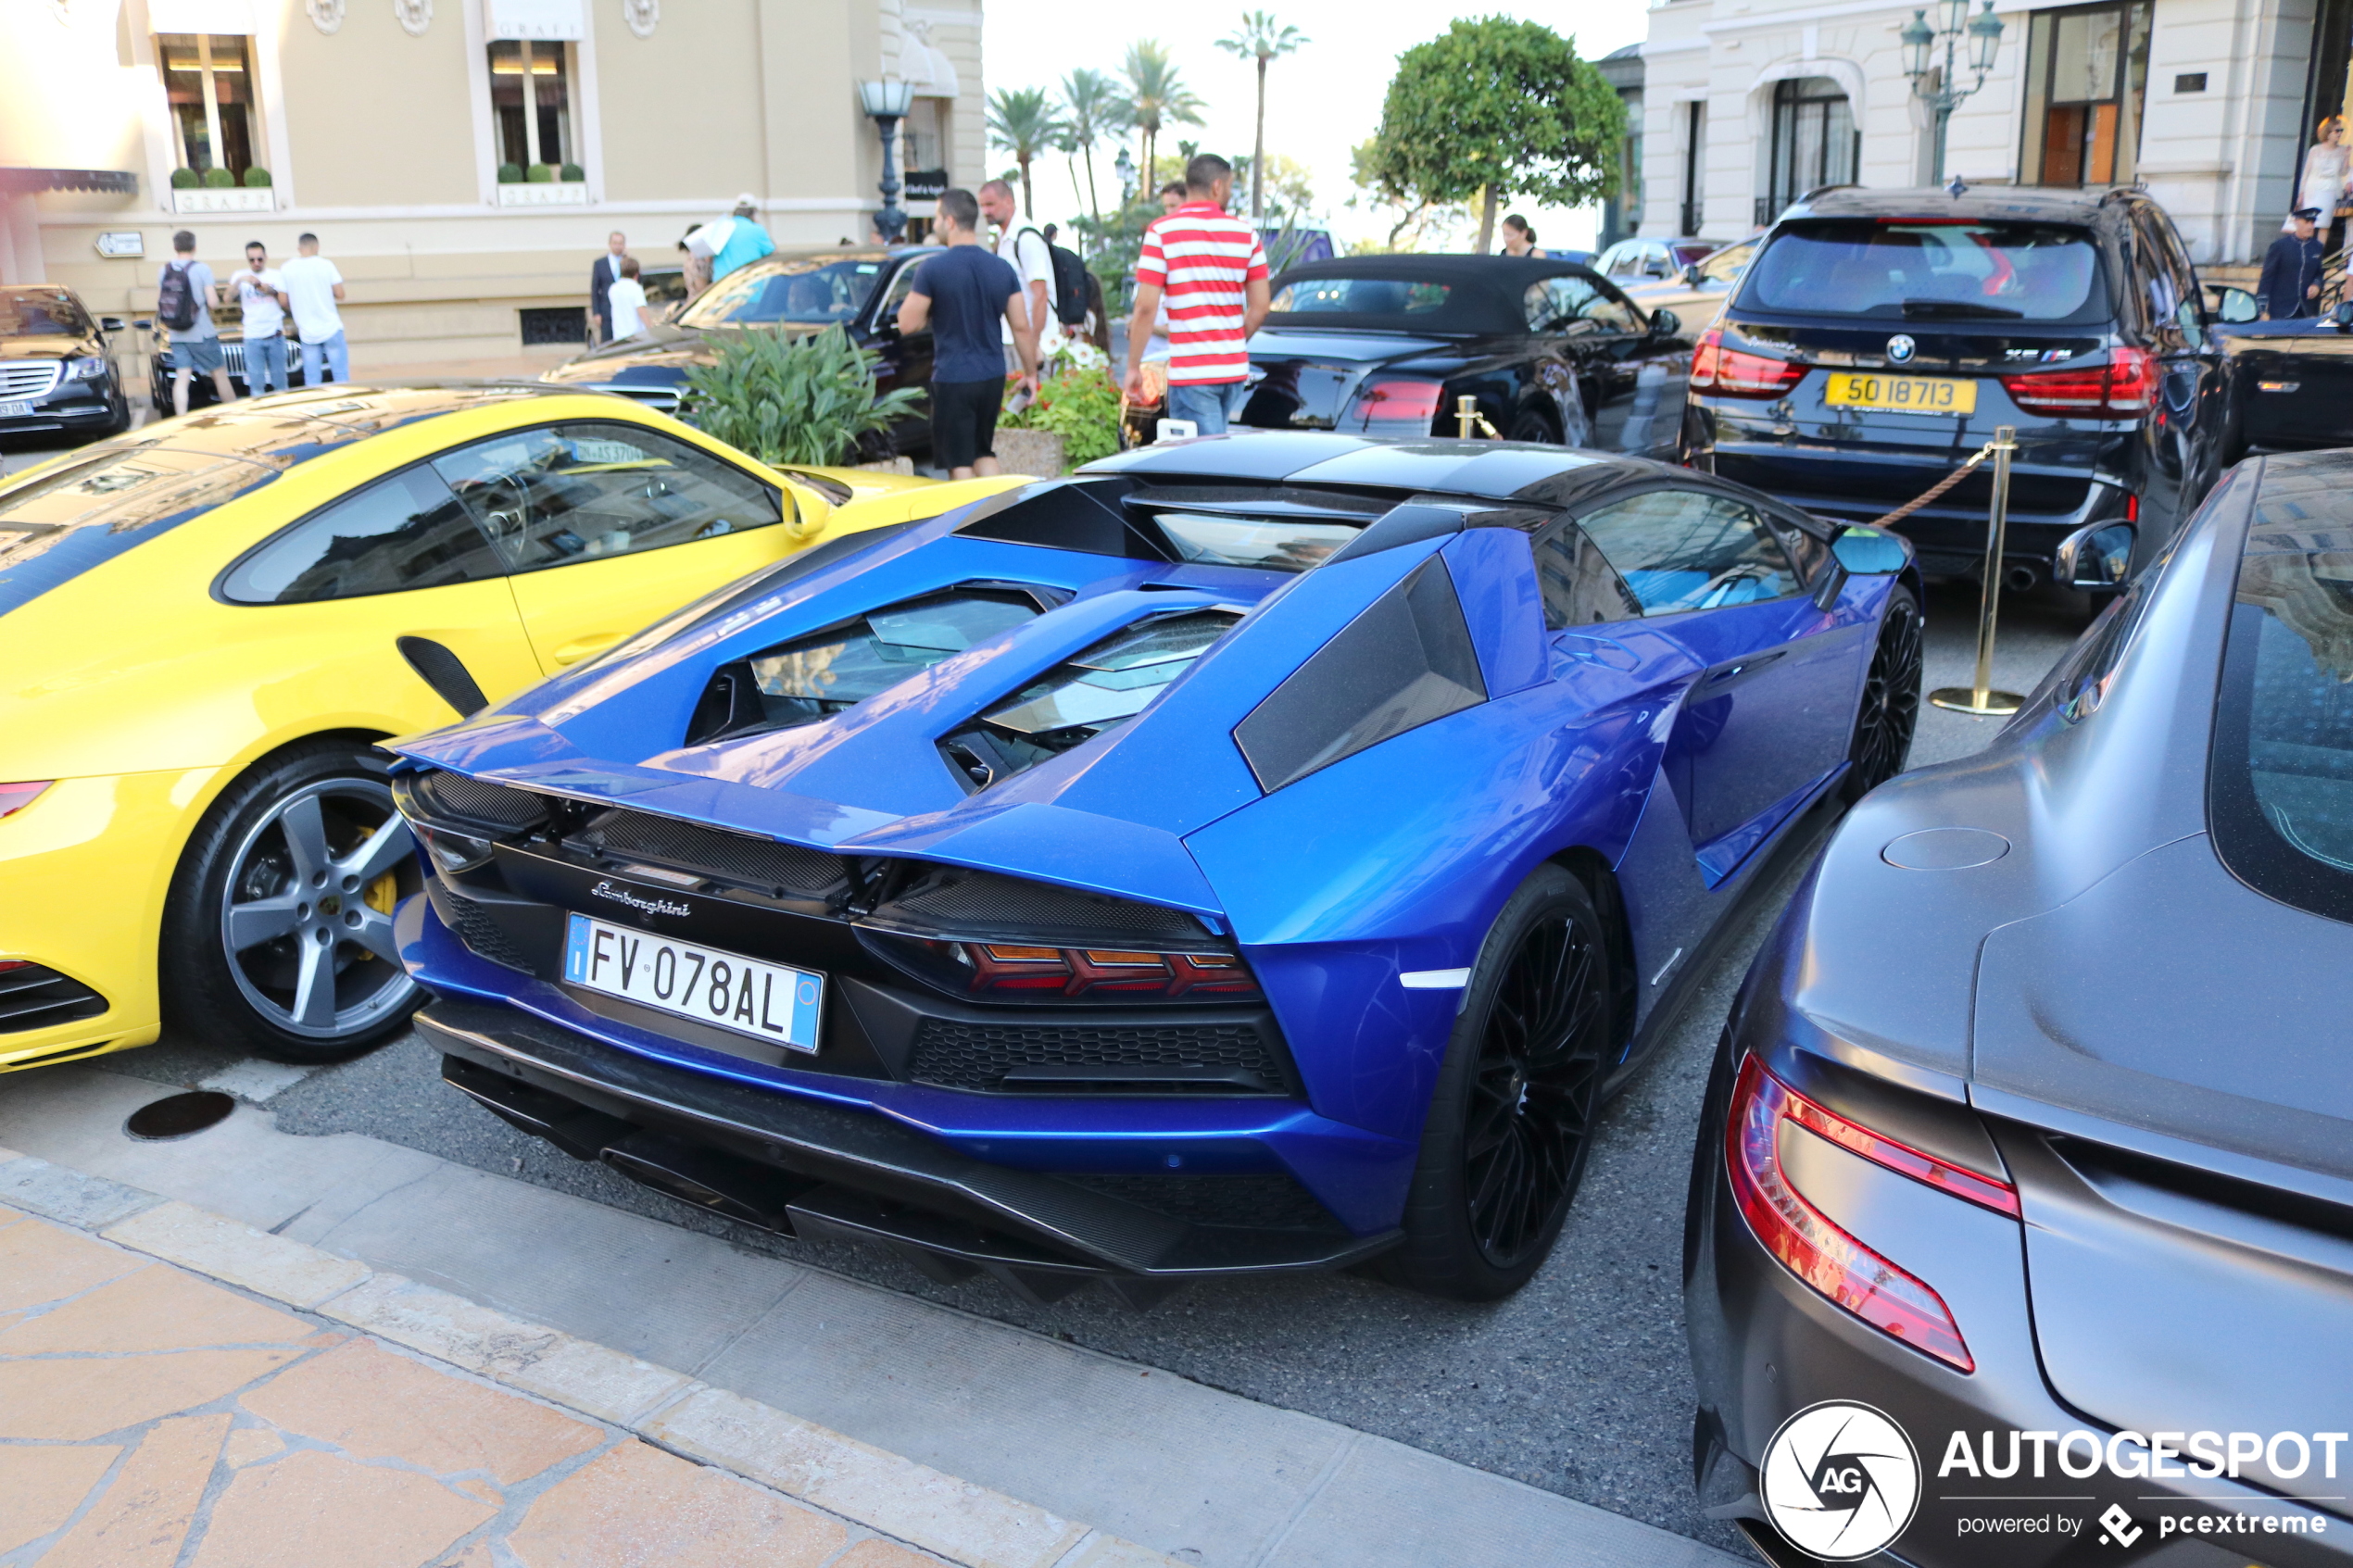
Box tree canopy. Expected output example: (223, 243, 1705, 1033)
(1360, 18, 1626, 249)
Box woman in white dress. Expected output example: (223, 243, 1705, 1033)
(2288, 117, 2348, 232)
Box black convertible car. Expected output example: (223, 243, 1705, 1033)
(2209, 289, 2353, 461)
(1230, 255, 1689, 459)
(1685, 451, 2353, 1565)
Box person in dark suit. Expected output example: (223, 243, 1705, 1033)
(588, 231, 627, 344)
(2259, 208, 2327, 320)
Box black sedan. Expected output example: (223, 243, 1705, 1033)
(540, 246, 938, 453)
(2208, 288, 2353, 461)
(1685, 453, 2353, 1565)
(1230, 255, 1689, 458)
(1, 284, 132, 442)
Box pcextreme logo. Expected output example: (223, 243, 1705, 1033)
(1760, 1401, 1922, 1562)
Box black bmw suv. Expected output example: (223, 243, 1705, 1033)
(1684, 185, 2222, 588)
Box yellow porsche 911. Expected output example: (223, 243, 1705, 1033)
(0, 383, 1006, 1072)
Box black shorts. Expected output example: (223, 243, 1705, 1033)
(929, 377, 1003, 470)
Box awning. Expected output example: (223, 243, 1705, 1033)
(0, 169, 139, 196)
(901, 34, 960, 98)
(486, 0, 583, 41)
(146, 0, 255, 33)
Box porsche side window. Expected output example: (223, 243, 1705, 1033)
(220, 466, 504, 604)
(1531, 520, 1642, 629)
(1575, 490, 1799, 613)
(431, 422, 786, 575)
(1579, 287, 1643, 334)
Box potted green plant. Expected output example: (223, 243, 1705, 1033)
(996, 359, 1124, 475)
(497, 162, 524, 184)
(681, 327, 924, 469)
(560, 162, 585, 182)
(526, 164, 555, 183)
(243, 167, 272, 188)
(170, 167, 200, 190)
(202, 167, 235, 188)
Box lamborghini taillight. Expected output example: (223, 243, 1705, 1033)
(1727, 1055, 2016, 1371)
(935, 941, 1260, 1000)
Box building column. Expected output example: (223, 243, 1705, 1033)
(0, 194, 44, 285)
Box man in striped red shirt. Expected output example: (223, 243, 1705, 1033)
(1121, 154, 1271, 434)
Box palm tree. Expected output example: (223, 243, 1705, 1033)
(986, 86, 1064, 219)
(1122, 40, 1204, 192)
(1216, 11, 1306, 223)
(1058, 68, 1128, 223)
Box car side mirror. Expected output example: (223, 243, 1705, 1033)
(1809, 555, 1850, 611)
(99, 316, 126, 332)
(2214, 286, 2259, 324)
(1831, 524, 1909, 574)
(1648, 307, 1680, 339)
(1681, 262, 1704, 287)
(2055, 521, 2135, 590)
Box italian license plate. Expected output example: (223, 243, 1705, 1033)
(1824, 372, 1978, 416)
(561, 913, 823, 1054)
(0, 402, 31, 419)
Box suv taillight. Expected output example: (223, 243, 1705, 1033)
(1689, 327, 1806, 399)
(1726, 1056, 2018, 1371)
(1998, 346, 2156, 418)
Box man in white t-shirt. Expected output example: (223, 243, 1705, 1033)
(228, 240, 290, 395)
(605, 256, 653, 340)
(977, 179, 1056, 374)
(279, 232, 348, 384)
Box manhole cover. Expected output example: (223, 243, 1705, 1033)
(124, 1090, 236, 1141)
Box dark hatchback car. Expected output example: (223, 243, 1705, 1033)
(0, 284, 132, 442)
(1685, 186, 2224, 589)
(1685, 451, 2353, 1565)
(1233, 255, 1689, 459)
(540, 246, 939, 451)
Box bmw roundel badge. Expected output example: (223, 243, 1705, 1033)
(1886, 333, 1917, 364)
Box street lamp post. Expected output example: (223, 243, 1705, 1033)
(1902, 0, 2005, 184)
(859, 77, 916, 243)
(1114, 146, 1137, 207)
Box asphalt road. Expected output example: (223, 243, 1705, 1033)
(91, 571, 2089, 1554)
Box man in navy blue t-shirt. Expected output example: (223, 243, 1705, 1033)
(899, 187, 1038, 480)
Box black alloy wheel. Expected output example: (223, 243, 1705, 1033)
(1842, 583, 1923, 802)
(162, 740, 424, 1063)
(1384, 866, 1616, 1299)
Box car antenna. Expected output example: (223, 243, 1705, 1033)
(1945, 174, 1969, 198)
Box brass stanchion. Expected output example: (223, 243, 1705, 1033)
(1929, 423, 2024, 717)
(1454, 395, 1498, 439)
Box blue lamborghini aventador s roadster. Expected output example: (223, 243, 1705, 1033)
(386, 432, 1924, 1303)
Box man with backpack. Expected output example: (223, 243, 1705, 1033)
(977, 180, 1076, 373)
(157, 230, 233, 417)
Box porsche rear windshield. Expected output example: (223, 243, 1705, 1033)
(679, 258, 885, 327)
(1, 288, 92, 337)
(2210, 497, 2353, 926)
(1738, 220, 2108, 322)
(1270, 276, 1453, 319)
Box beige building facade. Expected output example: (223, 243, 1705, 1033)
(1, 0, 985, 370)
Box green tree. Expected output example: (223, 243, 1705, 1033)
(987, 86, 1064, 219)
(1057, 68, 1130, 225)
(1123, 40, 1204, 191)
(1361, 18, 1626, 253)
(1216, 10, 1307, 223)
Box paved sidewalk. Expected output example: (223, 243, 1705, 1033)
(0, 1148, 1162, 1568)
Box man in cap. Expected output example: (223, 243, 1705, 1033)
(688, 194, 777, 285)
(2259, 207, 2328, 320)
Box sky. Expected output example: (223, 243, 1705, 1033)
(975, 0, 1654, 255)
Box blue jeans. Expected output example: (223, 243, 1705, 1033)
(1167, 379, 1249, 434)
(299, 331, 349, 384)
(245, 332, 290, 395)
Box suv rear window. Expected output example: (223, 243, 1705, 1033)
(1738, 220, 2108, 322)
(2209, 489, 2353, 925)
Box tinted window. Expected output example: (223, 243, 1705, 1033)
(678, 258, 887, 327)
(1532, 520, 1642, 628)
(0, 287, 92, 338)
(1741, 220, 2107, 322)
(2209, 507, 2353, 924)
(221, 467, 500, 603)
(432, 422, 785, 574)
(1269, 276, 1452, 316)
(1697, 241, 1755, 287)
(1525, 277, 1642, 334)
(1575, 489, 1798, 612)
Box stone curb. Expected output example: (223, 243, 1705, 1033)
(0, 1144, 1170, 1568)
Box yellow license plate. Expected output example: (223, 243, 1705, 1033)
(1824, 372, 1978, 416)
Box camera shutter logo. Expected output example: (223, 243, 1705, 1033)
(1760, 1400, 1921, 1561)
(1886, 333, 1918, 364)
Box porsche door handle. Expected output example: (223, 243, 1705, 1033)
(550, 632, 624, 666)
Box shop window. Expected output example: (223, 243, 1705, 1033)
(901, 99, 951, 178)
(159, 32, 258, 179)
(2020, 2, 2151, 186)
(1764, 78, 1857, 225)
(489, 39, 573, 170)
